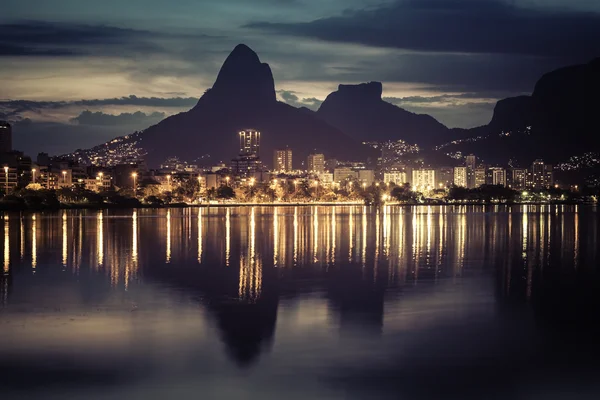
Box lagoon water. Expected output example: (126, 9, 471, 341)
(1, 205, 599, 399)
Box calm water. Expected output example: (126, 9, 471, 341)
(1, 205, 599, 399)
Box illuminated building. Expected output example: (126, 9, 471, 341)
(307, 154, 325, 174)
(239, 129, 260, 156)
(531, 159, 553, 189)
(491, 167, 507, 187)
(511, 168, 528, 189)
(333, 167, 357, 183)
(358, 170, 375, 186)
(412, 169, 436, 190)
(474, 167, 487, 188)
(273, 148, 292, 172)
(383, 171, 407, 185)
(0, 121, 12, 153)
(453, 166, 467, 187)
(465, 154, 477, 188)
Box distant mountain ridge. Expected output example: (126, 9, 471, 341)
(73, 44, 367, 167)
(440, 58, 600, 164)
(71, 45, 599, 168)
(316, 81, 449, 146)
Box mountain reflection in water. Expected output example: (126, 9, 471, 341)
(1, 205, 599, 399)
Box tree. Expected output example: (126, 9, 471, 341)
(216, 185, 235, 199)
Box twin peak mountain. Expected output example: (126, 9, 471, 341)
(92, 44, 600, 166)
(115, 44, 450, 166)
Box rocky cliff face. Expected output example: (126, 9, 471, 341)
(317, 82, 448, 146)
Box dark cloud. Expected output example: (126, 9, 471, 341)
(277, 90, 323, 110)
(0, 20, 219, 57)
(70, 110, 166, 126)
(0, 96, 197, 117)
(246, 0, 600, 60)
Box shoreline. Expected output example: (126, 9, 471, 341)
(0, 200, 595, 212)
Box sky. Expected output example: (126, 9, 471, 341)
(1, 0, 599, 155)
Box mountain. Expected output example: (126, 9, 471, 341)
(73, 44, 365, 167)
(316, 82, 449, 146)
(439, 58, 600, 164)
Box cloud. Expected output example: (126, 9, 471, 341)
(0, 20, 219, 57)
(246, 0, 600, 59)
(277, 90, 323, 110)
(70, 110, 166, 126)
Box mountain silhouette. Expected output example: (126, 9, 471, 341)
(78, 44, 365, 167)
(316, 82, 449, 146)
(441, 58, 600, 164)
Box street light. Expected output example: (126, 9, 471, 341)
(249, 177, 255, 187)
(166, 174, 171, 191)
(32, 168, 36, 183)
(225, 176, 230, 186)
(62, 170, 67, 185)
(293, 180, 298, 192)
(362, 182, 367, 190)
(132, 172, 138, 197)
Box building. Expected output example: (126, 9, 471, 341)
(320, 172, 334, 184)
(307, 154, 325, 174)
(358, 170, 375, 186)
(0, 121, 12, 153)
(529, 159, 554, 189)
(412, 169, 436, 190)
(383, 171, 408, 185)
(239, 129, 260, 156)
(273, 148, 293, 172)
(544, 164, 554, 188)
(334, 167, 357, 183)
(465, 154, 477, 188)
(465, 154, 477, 170)
(474, 167, 487, 188)
(0, 166, 18, 192)
(511, 168, 528, 190)
(437, 167, 454, 188)
(231, 155, 262, 177)
(454, 166, 468, 188)
(491, 168, 507, 187)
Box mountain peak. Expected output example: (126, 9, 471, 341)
(208, 44, 276, 104)
(336, 82, 383, 101)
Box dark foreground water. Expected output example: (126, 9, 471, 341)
(1, 205, 599, 400)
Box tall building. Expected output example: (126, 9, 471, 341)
(273, 148, 292, 172)
(465, 154, 477, 170)
(474, 167, 487, 188)
(453, 166, 468, 188)
(0, 121, 12, 153)
(465, 154, 477, 188)
(491, 168, 507, 187)
(530, 159, 555, 189)
(511, 168, 528, 190)
(239, 129, 260, 156)
(307, 154, 325, 174)
(412, 169, 436, 190)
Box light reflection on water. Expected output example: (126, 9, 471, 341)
(0, 205, 599, 399)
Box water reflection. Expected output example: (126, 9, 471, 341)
(0, 205, 599, 398)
